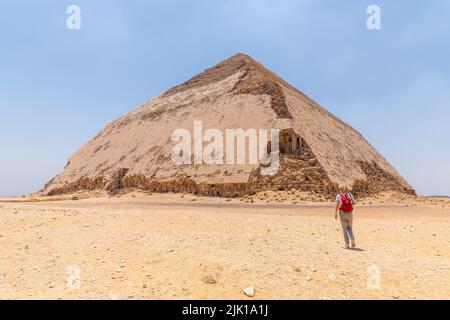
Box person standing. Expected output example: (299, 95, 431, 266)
(335, 187, 356, 249)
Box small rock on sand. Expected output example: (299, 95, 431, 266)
(202, 272, 220, 284)
(242, 287, 255, 297)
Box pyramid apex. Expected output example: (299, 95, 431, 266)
(162, 52, 260, 97)
(227, 52, 255, 60)
(218, 53, 259, 65)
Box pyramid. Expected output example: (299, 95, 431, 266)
(42, 54, 414, 197)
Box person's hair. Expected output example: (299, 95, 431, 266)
(338, 185, 350, 193)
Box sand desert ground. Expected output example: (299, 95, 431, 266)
(1, 191, 450, 300)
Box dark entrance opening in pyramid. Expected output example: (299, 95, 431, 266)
(279, 129, 302, 155)
(268, 129, 303, 155)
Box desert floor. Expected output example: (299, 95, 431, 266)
(1, 191, 450, 300)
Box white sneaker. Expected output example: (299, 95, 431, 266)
(344, 244, 350, 249)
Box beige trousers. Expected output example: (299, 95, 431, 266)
(339, 211, 355, 245)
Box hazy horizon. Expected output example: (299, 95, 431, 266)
(1, 0, 449, 197)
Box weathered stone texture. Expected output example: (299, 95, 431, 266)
(42, 54, 415, 198)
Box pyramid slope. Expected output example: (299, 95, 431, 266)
(42, 54, 414, 197)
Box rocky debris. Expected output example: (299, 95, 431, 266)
(122, 176, 250, 198)
(353, 161, 415, 197)
(46, 177, 106, 196)
(248, 133, 335, 196)
(202, 272, 221, 284)
(105, 168, 129, 195)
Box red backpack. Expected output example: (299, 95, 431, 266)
(340, 193, 353, 213)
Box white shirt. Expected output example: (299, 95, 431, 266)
(336, 193, 354, 205)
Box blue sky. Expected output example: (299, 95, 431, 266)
(1, 0, 449, 196)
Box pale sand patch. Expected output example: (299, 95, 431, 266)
(1, 193, 449, 300)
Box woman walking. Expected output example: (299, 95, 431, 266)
(335, 186, 356, 249)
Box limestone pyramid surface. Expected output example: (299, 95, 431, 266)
(42, 54, 414, 197)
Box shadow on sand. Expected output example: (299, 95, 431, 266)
(346, 247, 365, 252)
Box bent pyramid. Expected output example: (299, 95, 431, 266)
(42, 54, 414, 197)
